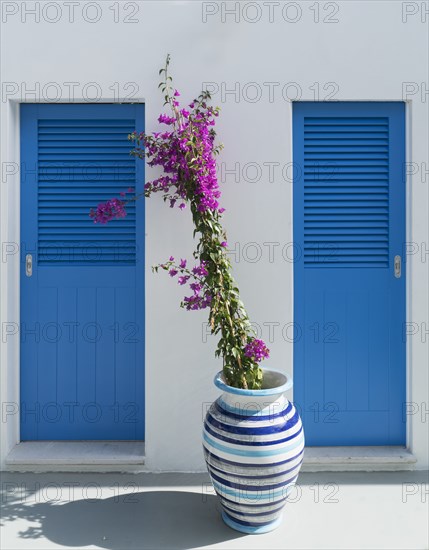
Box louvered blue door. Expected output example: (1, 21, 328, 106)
(20, 104, 145, 440)
(293, 102, 405, 445)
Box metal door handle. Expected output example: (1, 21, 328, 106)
(394, 255, 401, 278)
(26, 254, 33, 277)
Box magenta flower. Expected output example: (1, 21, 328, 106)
(158, 114, 176, 125)
(130, 87, 223, 215)
(179, 259, 187, 269)
(244, 338, 270, 363)
(89, 198, 126, 224)
(192, 262, 208, 277)
(169, 269, 178, 277)
(190, 282, 202, 294)
(183, 292, 212, 311)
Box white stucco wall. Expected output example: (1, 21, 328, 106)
(0, 0, 428, 471)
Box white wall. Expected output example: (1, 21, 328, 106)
(1, 0, 428, 471)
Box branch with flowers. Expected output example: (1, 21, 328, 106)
(90, 55, 269, 389)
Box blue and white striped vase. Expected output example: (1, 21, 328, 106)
(203, 369, 304, 534)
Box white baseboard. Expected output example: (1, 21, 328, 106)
(302, 446, 417, 472)
(5, 441, 146, 472)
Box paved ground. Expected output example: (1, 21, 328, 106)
(1, 471, 428, 549)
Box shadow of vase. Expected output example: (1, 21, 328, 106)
(2, 490, 244, 549)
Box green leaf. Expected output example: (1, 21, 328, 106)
(231, 348, 241, 360)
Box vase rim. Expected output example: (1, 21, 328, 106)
(214, 369, 293, 396)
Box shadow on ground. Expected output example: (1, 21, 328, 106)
(1, 490, 243, 549)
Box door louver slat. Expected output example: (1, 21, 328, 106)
(37, 119, 137, 265)
(303, 117, 389, 267)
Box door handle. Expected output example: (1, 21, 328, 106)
(394, 255, 401, 278)
(25, 254, 33, 277)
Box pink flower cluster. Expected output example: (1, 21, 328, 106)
(244, 338, 270, 363)
(89, 197, 126, 224)
(163, 258, 211, 311)
(183, 292, 212, 311)
(90, 84, 223, 219)
(134, 90, 223, 214)
(90, 188, 134, 224)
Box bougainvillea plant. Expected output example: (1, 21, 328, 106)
(90, 56, 269, 389)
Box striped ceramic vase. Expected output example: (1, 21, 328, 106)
(203, 369, 304, 534)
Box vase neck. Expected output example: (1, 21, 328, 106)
(220, 391, 288, 416)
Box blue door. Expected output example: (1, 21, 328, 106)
(293, 102, 405, 445)
(20, 104, 145, 440)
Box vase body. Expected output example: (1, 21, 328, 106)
(203, 370, 304, 534)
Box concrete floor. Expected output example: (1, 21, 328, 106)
(1, 471, 428, 550)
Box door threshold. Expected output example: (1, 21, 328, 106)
(5, 441, 145, 472)
(302, 446, 417, 472)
